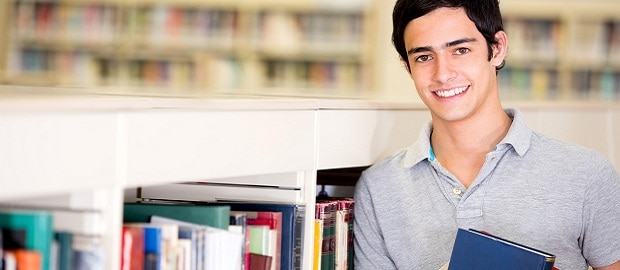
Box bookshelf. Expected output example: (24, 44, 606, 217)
(0, 0, 620, 268)
(0, 0, 376, 98)
(498, 0, 620, 102)
(0, 93, 618, 269)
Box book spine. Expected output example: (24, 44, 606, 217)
(293, 206, 304, 270)
(315, 202, 335, 270)
(143, 227, 162, 270)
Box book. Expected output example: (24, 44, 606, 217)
(123, 202, 231, 230)
(240, 211, 282, 270)
(248, 225, 271, 256)
(13, 249, 42, 270)
(448, 228, 556, 270)
(315, 201, 336, 270)
(210, 202, 305, 270)
(4, 250, 17, 270)
(176, 238, 191, 270)
(0, 209, 53, 270)
(54, 232, 73, 270)
(249, 253, 273, 270)
(312, 219, 323, 270)
(323, 198, 355, 270)
(148, 217, 202, 270)
(72, 235, 104, 270)
(143, 226, 162, 270)
(230, 212, 249, 270)
(121, 226, 145, 270)
(149, 215, 243, 270)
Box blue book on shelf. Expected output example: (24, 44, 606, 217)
(143, 226, 162, 270)
(448, 228, 556, 270)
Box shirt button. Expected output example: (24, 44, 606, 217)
(453, 187, 462, 196)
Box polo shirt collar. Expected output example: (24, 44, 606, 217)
(401, 108, 533, 168)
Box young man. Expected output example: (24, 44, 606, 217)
(353, 0, 620, 269)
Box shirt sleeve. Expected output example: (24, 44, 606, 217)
(581, 154, 620, 268)
(353, 173, 398, 270)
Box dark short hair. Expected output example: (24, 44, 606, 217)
(392, 0, 504, 71)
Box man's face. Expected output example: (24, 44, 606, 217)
(403, 7, 506, 123)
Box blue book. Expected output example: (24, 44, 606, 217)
(143, 226, 162, 270)
(448, 228, 556, 270)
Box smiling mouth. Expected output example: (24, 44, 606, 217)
(434, 86, 469, 98)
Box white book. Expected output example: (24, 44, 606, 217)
(150, 215, 243, 270)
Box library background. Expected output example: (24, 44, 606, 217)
(0, 0, 618, 269)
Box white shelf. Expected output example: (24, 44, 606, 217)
(0, 93, 618, 270)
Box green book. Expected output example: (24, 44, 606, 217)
(248, 225, 271, 255)
(123, 203, 231, 229)
(0, 209, 53, 270)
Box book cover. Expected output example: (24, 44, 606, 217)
(321, 198, 355, 270)
(54, 232, 73, 270)
(149, 216, 204, 270)
(123, 202, 230, 230)
(315, 201, 336, 270)
(0, 209, 53, 270)
(121, 226, 144, 270)
(13, 249, 41, 270)
(249, 253, 273, 270)
(210, 202, 305, 270)
(176, 238, 192, 270)
(243, 211, 282, 270)
(230, 212, 249, 270)
(312, 219, 323, 270)
(4, 250, 17, 270)
(448, 228, 556, 270)
(72, 235, 104, 270)
(143, 226, 162, 270)
(248, 225, 271, 256)
(177, 227, 199, 270)
(149, 215, 243, 270)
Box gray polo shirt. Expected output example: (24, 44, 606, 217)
(354, 108, 620, 270)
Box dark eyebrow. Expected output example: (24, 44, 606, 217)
(407, 38, 478, 55)
(446, 38, 478, 48)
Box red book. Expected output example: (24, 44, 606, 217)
(249, 253, 273, 270)
(121, 225, 145, 270)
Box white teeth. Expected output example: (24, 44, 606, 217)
(435, 86, 468, 98)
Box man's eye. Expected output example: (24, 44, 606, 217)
(415, 55, 432, 62)
(455, 48, 470, 55)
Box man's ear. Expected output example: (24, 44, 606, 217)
(491, 30, 508, 68)
(401, 58, 411, 74)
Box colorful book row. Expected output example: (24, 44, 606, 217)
(263, 60, 363, 91)
(0, 208, 104, 270)
(12, 2, 238, 48)
(499, 67, 620, 101)
(253, 11, 364, 50)
(505, 18, 620, 65)
(314, 198, 354, 270)
(11, 2, 366, 50)
(123, 201, 305, 270)
(10, 47, 366, 92)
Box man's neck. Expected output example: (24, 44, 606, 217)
(430, 105, 512, 187)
